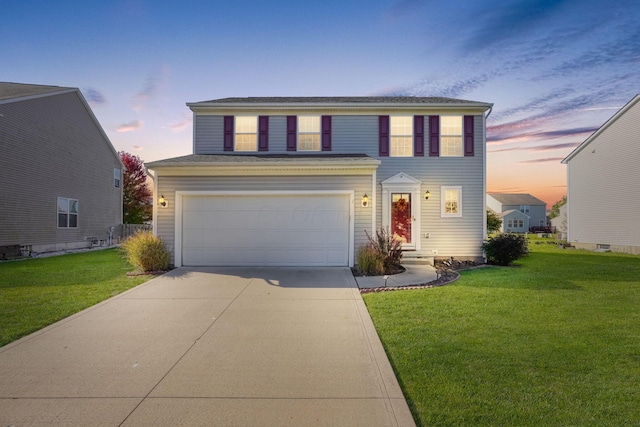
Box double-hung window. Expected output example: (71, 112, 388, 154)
(234, 116, 257, 151)
(57, 197, 78, 228)
(298, 116, 320, 151)
(114, 168, 121, 188)
(440, 116, 463, 157)
(390, 116, 413, 157)
(441, 186, 462, 217)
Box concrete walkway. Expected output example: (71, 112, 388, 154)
(0, 267, 415, 426)
(354, 264, 438, 289)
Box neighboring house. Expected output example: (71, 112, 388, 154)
(561, 94, 640, 254)
(147, 96, 492, 268)
(0, 82, 123, 257)
(486, 193, 548, 233)
(550, 203, 567, 239)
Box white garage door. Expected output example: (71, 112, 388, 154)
(181, 194, 351, 266)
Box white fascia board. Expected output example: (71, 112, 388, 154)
(149, 162, 380, 177)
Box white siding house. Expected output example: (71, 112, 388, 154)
(486, 193, 547, 233)
(147, 97, 493, 267)
(561, 94, 640, 254)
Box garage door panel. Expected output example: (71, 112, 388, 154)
(181, 195, 350, 266)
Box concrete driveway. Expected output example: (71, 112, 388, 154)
(0, 267, 415, 426)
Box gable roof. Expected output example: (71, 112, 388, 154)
(500, 209, 530, 219)
(562, 94, 640, 164)
(488, 193, 546, 206)
(188, 96, 493, 110)
(0, 82, 74, 103)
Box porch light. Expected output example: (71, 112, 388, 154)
(158, 195, 167, 208)
(424, 190, 431, 200)
(361, 194, 369, 208)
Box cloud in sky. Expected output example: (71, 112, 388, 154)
(116, 120, 143, 133)
(518, 157, 566, 164)
(165, 114, 192, 132)
(84, 88, 107, 106)
(489, 142, 580, 153)
(132, 66, 169, 112)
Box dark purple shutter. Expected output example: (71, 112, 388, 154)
(223, 116, 234, 151)
(414, 115, 424, 157)
(286, 116, 297, 151)
(258, 116, 269, 151)
(464, 115, 474, 157)
(321, 115, 332, 151)
(379, 115, 389, 157)
(429, 115, 440, 157)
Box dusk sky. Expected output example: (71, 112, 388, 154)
(3, 0, 639, 206)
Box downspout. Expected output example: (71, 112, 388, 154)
(145, 167, 158, 237)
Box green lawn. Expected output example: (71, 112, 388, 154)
(364, 240, 640, 426)
(0, 248, 153, 347)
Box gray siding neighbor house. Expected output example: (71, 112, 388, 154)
(486, 193, 548, 233)
(0, 82, 123, 257)
(562, 94, 640, 254)
(146, 97, 493, 267)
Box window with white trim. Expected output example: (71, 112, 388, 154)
(57, 197, 78, 228)
(441, 186, 462, 217)
(390, 116, 413, 157)
(298, 116, 320, 151)
(520, 205, 530, 214)
(234, 116, 257, 151)
(114, 168, 121, 188)
(440, 116, 463, 157)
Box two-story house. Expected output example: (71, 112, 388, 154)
(146, 97, 493, 268)
(562, 94, 640, 254)
(486, 193, 547, 233)
(0, 82, 123, 258)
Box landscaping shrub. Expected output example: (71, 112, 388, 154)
(482, 233, 529, 266)
(356, 245, 385, 276)
(365, 227, 403, 273)
(121, 231, 169, 272)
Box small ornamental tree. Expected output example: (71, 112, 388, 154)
(119, 151, 152, 224)
(549, 196, 567, 219)
(487, 210, 502, 234)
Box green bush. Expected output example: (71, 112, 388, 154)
(482, 233, 529, 266)
(121, 231, 169, 272)
(357, 245, 385, 276)
(365, 227, 403, 273)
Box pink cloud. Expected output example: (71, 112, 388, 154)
(116, 120, 143, 133)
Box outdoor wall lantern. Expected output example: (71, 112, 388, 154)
(424, 190, 431, 200)
(361, 194, 369, 207)
(158, 195, 168, 208)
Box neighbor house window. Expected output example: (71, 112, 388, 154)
(441, 186, 462, 217)
(114, 168, 121, 188)
(298, 116, 320, 151)
(390, 116, 413, 157)
(234, 116, 257, 151)
(520, 205, 530, 214)
(57, 197, 78, 228)
(440, 116, 463, 157)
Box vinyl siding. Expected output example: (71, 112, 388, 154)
(566, 99, 640, 249)
(156, 175, 373, 266)
(0, 91, 122, 250)
(188, 111, 486, 259)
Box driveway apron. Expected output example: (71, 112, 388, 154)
(0, 267, 415, 426)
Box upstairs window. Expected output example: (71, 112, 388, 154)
(298, 116, 321, 151)
(390, 116, 413, 157)
(520, 205, 530, 214)
(57, 197, 78, 228)
(440, 116, 463, 157)
(234, 116, 257, 151)
(114, 168, 121, 188)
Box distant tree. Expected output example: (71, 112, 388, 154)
(487, 210, 502, 233)
(119, 151, 152, 224)
(549, 196, 567, 219)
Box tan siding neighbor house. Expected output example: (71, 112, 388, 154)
(0, 82, 123, 257)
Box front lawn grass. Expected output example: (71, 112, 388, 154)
(0, 248, 153, 347)
(364, 240, 640, 426)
